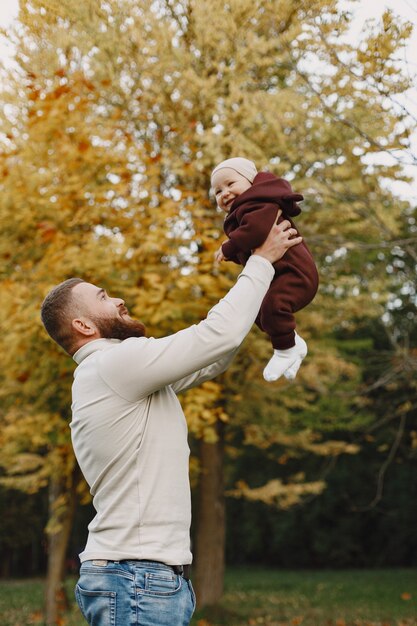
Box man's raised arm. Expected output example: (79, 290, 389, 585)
(98, 214, 302, 401)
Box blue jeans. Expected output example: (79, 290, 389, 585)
(75, 560, 196, 626)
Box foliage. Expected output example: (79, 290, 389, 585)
(0, 0, 415, 584)
(225, 433, 417, 568)
(0, 487, 47, 577)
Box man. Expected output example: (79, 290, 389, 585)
(40, 213, 301, 626)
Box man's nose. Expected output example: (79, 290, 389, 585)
(113, 297, 125, 306)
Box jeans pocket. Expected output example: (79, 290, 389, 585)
(139, 570, 182, 597)
(75, 583, 116, 626)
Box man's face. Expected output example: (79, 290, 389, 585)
(211, 168, 252, 213)
(72, 282, 146, 340)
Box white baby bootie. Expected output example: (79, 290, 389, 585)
(283, 358, 302, 381)
(263, 333, 308, 382)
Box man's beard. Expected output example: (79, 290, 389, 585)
(92, 314, 146, 341)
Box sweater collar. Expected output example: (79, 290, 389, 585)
(73, 338, 121, 365)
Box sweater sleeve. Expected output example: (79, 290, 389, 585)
(222, 202, 279, 259)
(170, 347, 239, 394)
(97, 255, 274, 402)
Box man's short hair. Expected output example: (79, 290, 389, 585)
(41, 278, 85, 355)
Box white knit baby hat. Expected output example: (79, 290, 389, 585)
(211, 157, 258, 183)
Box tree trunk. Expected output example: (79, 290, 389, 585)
(193, 421, 225, 607)
(0, 547, 11, 578)
(45, 470, 78, 625)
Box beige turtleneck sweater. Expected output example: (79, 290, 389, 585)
(70, 255, 274, 565)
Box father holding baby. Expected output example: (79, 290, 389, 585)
(41, 205, 301, 626)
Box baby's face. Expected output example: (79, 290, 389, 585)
(211, 168, 252, 213)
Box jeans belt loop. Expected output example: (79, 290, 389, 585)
(173, 564, 190, 580)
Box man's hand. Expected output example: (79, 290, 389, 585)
(214, 245, 226, 264)
(253, 209, 302, 264)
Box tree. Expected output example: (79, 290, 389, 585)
(0, 7, 191, 620)
(0, 0, 415, 617)
(344, 204, 417, 513)
(0, 486, 46, 578)
(0, 64, 138, 623)
(129, 0, 413, 605)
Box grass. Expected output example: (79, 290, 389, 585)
(196, 568, 417, 625)
(0, 568, 415, 626)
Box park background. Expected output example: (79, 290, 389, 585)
(0, 0, 416, 624)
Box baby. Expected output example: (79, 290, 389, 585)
(211, 157, 319, 382)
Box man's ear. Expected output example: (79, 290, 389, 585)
(71, 317, 97, 337)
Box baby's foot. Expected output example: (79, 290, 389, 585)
(283, 334, 308, 380)
(263, 333, 308, 382)
(283, 358, 302, 381)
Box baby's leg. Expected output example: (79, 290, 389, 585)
(258, 281, 307, 382)
(257, 280, 297, 349)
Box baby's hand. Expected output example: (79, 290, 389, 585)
(214, 246, 226, 263)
